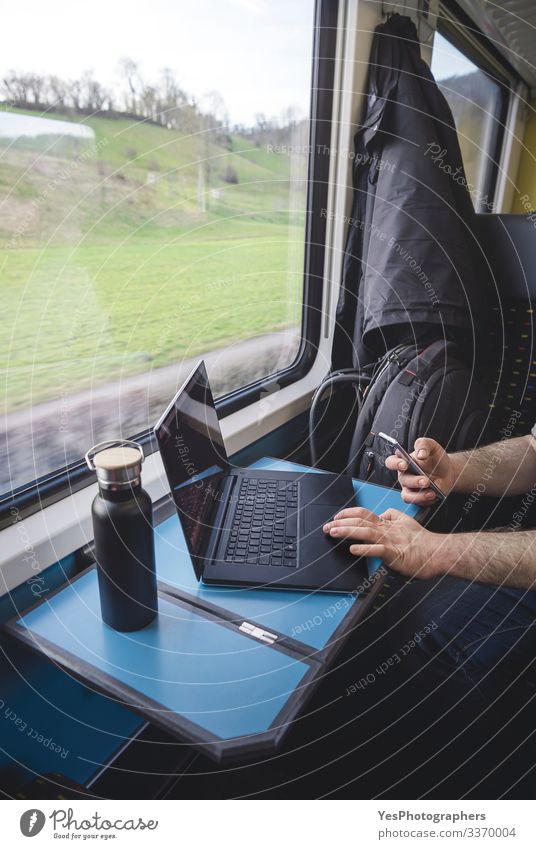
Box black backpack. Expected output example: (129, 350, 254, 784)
(310, 339, 489, 487)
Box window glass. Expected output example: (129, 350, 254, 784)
(0, 0, 314, 496)
(431, 31, 503, 211)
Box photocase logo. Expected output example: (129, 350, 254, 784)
(20, 809, 46, 837)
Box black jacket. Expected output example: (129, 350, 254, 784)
(332, 14, 488, 369)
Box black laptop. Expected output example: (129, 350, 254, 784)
(154, 361, 367, 591)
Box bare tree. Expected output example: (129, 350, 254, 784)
(117, 57, 143, 114)
(140, 84, 159, 122)
(103, 89, 115, 112)
(84, 76, 108, 112)
(158, 67, 188, 127)
(68, 76, 85, 111)
(48, 74, 69, 109)
(202, 90, 228, 130)
(2, 71, 32, 104)
(27, 73, 45, 106)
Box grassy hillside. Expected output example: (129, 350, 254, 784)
(0, 108, 304, 242)
(0, 108, 307, 409)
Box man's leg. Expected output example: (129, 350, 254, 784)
(275, 571, 536, 798)
(345, 572, 536, 797)
(404, 575, 536, 692)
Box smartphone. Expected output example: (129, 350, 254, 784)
(377, 431, 446, 502)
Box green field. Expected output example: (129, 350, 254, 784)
(1, 109, 307, 410)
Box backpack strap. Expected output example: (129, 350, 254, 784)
(396, 340, 458, 387)
(346, 344, 419, 474)
(309, 369, 370, 467)
(309, 344, 415, 468)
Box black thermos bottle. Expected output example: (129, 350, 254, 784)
(86, 440, 158, 631)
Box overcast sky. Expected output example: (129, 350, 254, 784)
(2, 7, 476, 127)
(2, 0, 314, 126)
(431, 32, 478, 80)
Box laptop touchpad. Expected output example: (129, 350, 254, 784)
(304, 505, 342, 535)
(303, 506, 360, 567)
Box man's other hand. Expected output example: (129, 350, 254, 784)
(323, 506, 440, 579)
(385, 437, 455, 505)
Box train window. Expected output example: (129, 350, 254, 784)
(0, 1, 316, 500)
(431, 31, 506, 212)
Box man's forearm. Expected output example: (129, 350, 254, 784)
(449, 435, 536, 497)
(434, 528, 536, 589)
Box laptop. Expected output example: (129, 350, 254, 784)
(154, 361, 367, 591)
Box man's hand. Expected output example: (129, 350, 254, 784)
(323, 506, 440, 579)
(385, 437, 455, 505)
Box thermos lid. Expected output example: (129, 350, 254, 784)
(85, 440, 144, 490)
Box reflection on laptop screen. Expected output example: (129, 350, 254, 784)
(154, 362, 229, 563)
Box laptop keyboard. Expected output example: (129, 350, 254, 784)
(225, 478, 298, 568)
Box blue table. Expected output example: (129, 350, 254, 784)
(6, 459, 418, 762)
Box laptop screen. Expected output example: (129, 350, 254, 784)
(154, 362, 229, 576)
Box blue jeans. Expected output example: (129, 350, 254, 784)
(353, 572, 536, 796)
(378, 573, 536, 703)
(272, 571, 536, 798)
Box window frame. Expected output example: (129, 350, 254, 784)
(437, 1, 516, 212)
(0, 0, 339, 531)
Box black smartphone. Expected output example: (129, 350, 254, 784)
(377, 431, 446, 502)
